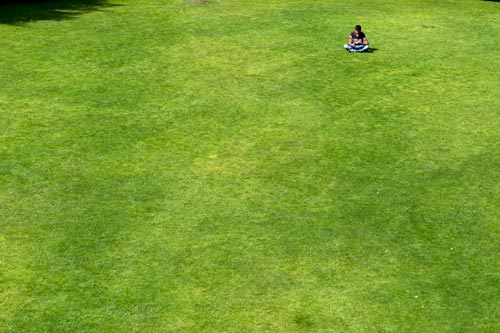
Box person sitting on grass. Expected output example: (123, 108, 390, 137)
(344, 25, 369, 52)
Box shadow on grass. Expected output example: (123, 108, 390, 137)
(0, 0, 120, 25)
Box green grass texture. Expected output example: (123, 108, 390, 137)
(1, 0, 499, 332)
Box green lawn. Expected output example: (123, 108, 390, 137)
(1, 0, 499, 332)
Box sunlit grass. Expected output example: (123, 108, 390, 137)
(1, 0, 499, 332)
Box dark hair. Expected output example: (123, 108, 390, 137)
(355, 25, 362, 31)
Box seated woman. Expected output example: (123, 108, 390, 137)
(344, 25, 370, 52)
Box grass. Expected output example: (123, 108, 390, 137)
(1, 0, 499, 332)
